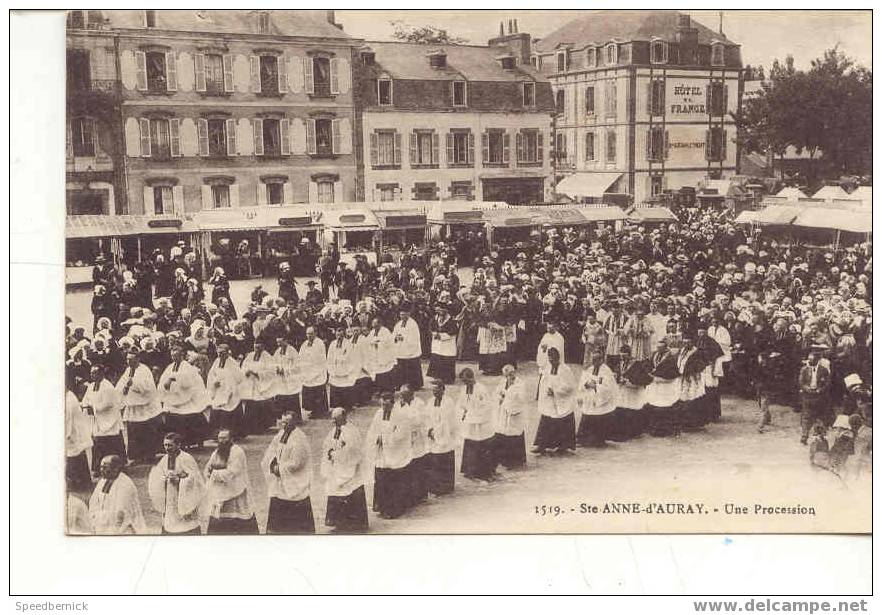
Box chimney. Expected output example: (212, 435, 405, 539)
(326, 10, 342, 29)
(513, 19, 519, 33)
(499, 22, 504, 36)
(427, 49, 447, 69)
(676, 11, 698, 61)
(488, 19, 532, 65)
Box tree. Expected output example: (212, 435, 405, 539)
(389, 20, 467, 44)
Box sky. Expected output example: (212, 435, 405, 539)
(335, 10, 872, 71)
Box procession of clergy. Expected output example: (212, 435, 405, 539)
(66, 293, 733, 535)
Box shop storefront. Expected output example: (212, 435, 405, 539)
(192, 208, 273, 280)
(481, 209, 542, 246)
(373, 210, 428, 259)
(322, 207, 380, 265)
(265, 205, 323, 277)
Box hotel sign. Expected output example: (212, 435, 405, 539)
(668, 82, 706, 116)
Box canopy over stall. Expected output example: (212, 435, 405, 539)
(555, 172, 623, 200)
(812, 185, 851, 201)
(625, 206, 678, 223)
(753, 205, 801, 226)
(793, 208, 872, 234)
(66, 214, 197, 239)
(775, 186, 808, 200)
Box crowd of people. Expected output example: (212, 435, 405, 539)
(65, 202, 873, 534)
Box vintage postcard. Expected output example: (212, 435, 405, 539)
(62, 9, 871, 536)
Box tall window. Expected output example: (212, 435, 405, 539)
(555, 90, 565, 115)
(411, 130, 438, 166)
(605, 43, 618, 65)
(585, 86, 595, 114)
(522, 82, 535, 107)
(484, 129, 508, 164)
(452, 80, 467, 107)
(647, 127, 666, 161)
(67, 49, 91, 91)
(257, 11, 270, 34)
(314, 118, 333, 156)
(204, 54, 225, 93)
(70, 118, 95, 156)
(586, 47, 597, 67)
(262, 119, 283, 157)
(707, 127, 726, 161)
(709, 82, 726, 116)
(605, 80, 617, 117)
(378, 78, 393, 105)
(316, 180, 335, 203)
(259, 55, 279, 94)
(557, 51, 568, 72)
(145, 51, 168, 92)
(530, 56, 538, 70)
(555, 133, 567, 163)
(651, 41, 668, 64)
(585, 132, 595, 162)
(207, 119, 227, 157)
(606, 131, 617, 163)
(212, 184, 231, 208)
(266, 182, 285, 205)
(448, 131, 473, 166)
(144, 10, 156, 28)
(711, 43, 725, 67)
(517, 129, 542, 164)
(372, 130, 399, 166)
(313, 57, 332, 97)
(651, 175, 663, 197)
(649, 79, 665, 116)
(150, 118, 171, 159)
(153, 185, 172, 214)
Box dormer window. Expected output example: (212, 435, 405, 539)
(586, 47, 597, 68)
(378, 78, 393, 106)
(144, 10, 156, 28)
(530, 55, 539, 69)
(711, 42, 725, 66)
(256, 11, 270, 34)
(499, 55, 516, 70)
(522, 82, 535, 107)
(605, 43, 618, 65)
(557, 50, 569, 72)
(428, 50, 447, 69)
(361, 50, 375, 66)
(651, 40, 668, 64)
(452, 80, 467, 107)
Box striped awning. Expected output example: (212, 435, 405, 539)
(66, 215, 196, 239)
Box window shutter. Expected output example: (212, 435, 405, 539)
(646, 82, 653, 115)
(143, 186, 154, 214)
(660, 81, 666, 113)
(330, 57, 340, 95)
(169, 118, 181, 157)
(66, 121, 73, 158)
(502, 132, 510, 164)
(705, 130, 711, 161)
(516, 131, 523, 162)
(280, 119, 291, 155)
(304, 58, 314, 94)
(135, 51, 147, 91)
(139, 118, 151, 157)
(409, 132, 417, 165)
(481, 132, 489, 163)
(226, 118, 237, 156)
(283, 182, 293, 204)
(645, 130, 651, 161)
(393, 132, 402, 165)
(333, 181, 343, 203)
(201, 185, 212, 209)
(468, 132, 475, 165)
(165, 52, 178, 91)
(722, 85, 729, 115)
(370, 132, 378, 166)
(172, 185, 183, 214)
(331, 119, 341, 154)
(306, 119, 316, 155)
(431, 132, 439, 165)
(194, 53, 206, 92)
(250, 55, 261, 93)
(705, 86, 711, 114)
(278, 56, 288, 93)
(230, 184, 240, 208)
(537, 132, 544, 162)
(257, 183, 267, 205)
(252, 119, 264, 156)
(308, 181, 318, 204)
(664, 130, 670, 160)
(197, 118, 209, 156)
(223, 54, 234, 92)
(722, 129, 728, 160)
(445, 132, 454, 166)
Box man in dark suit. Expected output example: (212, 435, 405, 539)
(799, 345, 832, 445)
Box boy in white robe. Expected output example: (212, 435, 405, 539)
(147, 432, 205, 535)
(392, 307, 424, 391)
(366, 318, 398, 394)
(88, 455, 146, 535)
(206, 344, 244, 439)
(535, 323, 566, 379)
(327, 326, 357, 410)
(81, 365, 126, 475)
(400, 384, 429, 505)
(321, 408, 368, 532)
(425, 379, 459, 495)
(262, 411, 315, 534)
(299, 327, 329, 419)
(458, 368, 496, 480)
(532, 347, 576, 453)
(65, 377, 92, 491)
(366, 391, 412, 519)
(576, 350, 618, 447)
(116, 350, 162, 464)
(493, 364, 528, 469)
(158, 345, 208, 449)
(273, 336, 302, 420)
(240, 340, 277, 434)
(204, 429, 258, 534)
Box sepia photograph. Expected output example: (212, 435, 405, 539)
(55, 8, 872, 540)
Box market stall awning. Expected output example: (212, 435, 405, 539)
(530, 208, 593, 226)
(66, 214, 196, 239)
(266, 205, 322, 231)
(193, 207, 270, 232)
(374, 210, 428, 230)
(626, 207, 678, 222)
(775, 186, 808, 200)
(793, 208, 872, 234)
(576, 206, 627, 222)
(480, 209, 541, 228)
(733, 210, 759, 225)
(555, 172, 622, 198)
(753, 206, 801, 226)
(323, 208, 380, 230)
(438, 210, 485, 223)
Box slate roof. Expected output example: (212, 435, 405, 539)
(98, 10, 354, 40)
(536, 10, 733, 53)
(368, 40, 545, 82)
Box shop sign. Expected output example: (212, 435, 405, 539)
(386, 214, 426, 228)
(147, 218, 182, 228)
(278, 216, 313, 227)
(668, 82, 706, 116)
